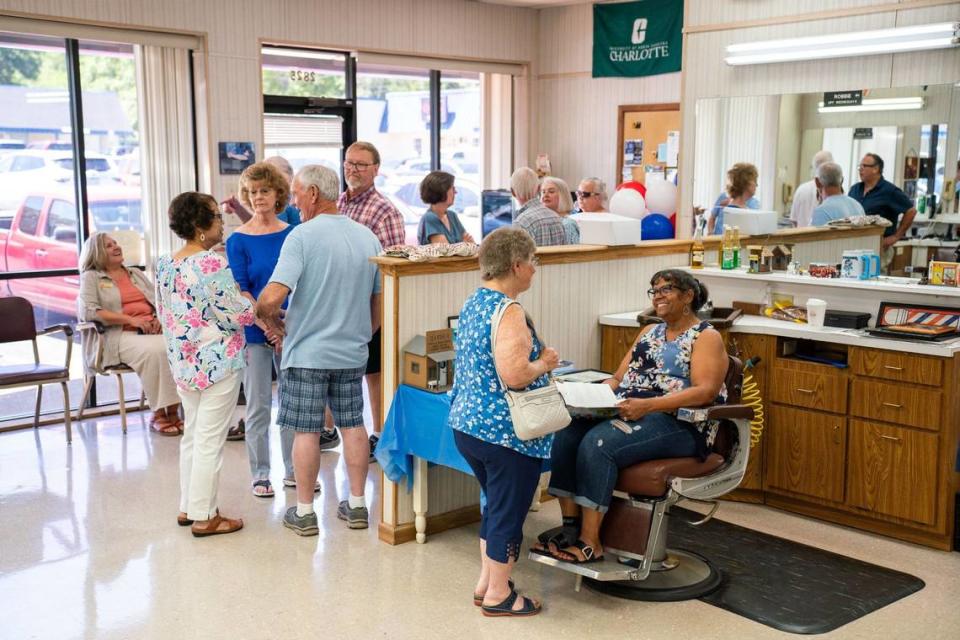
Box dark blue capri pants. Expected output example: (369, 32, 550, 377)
(453, 430, 542, 563)
(548, 413, 701, 513)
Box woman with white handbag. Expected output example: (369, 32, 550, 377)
(448, 227, 563, 618)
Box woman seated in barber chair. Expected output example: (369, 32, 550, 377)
(534, 269, 727, 564)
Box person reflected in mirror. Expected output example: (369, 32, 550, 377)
(416, 170, 475, 245)
(541, 176, 579, 245)
(849, 153, 917, 269)
(811, 162, 864, 226)
(510, 167, 566, 247)
(790, 150, 833, 228)
(710, 162, 759, 234)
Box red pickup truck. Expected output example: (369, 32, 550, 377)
(0, 188, 142, 317)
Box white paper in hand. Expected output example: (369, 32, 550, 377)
(556, 382, 620, 409)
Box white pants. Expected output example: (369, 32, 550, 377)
(178, 370, 242, 520)
(118, 331, 179, 411)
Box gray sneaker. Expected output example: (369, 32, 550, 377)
(319, 428, 340, 451)
(283, 506, 319, 536)
(337, 500, 369, 529)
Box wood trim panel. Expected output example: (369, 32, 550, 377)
(373, 226, 883, 277)
(0, 8, 207, 38)
(683, 0, 957, 35)
(378, 505, 482, 545)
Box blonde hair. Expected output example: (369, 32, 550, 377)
(239, 162, 290, 213)
(725, 163, 758, 199)
(542, 176, 574, 214)
(79, 232, 114, 272)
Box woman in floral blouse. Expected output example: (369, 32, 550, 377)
(156, 192, 254, 538)
(534, 269, 728, 565)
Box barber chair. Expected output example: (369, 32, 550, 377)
(529, 355, 753, 601)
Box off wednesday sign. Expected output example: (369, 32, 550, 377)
(592, 0, 683, 78)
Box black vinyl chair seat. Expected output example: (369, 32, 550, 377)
(0, 364, 70, 386)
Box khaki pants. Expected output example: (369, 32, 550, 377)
(178, 370, 242, 520)
(118, 331, 179, 411)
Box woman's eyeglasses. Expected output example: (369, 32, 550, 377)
(577, 191, 598, 198)
(646, 284, 677, 298)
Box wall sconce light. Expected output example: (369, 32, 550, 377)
(725, 22, 959, 66)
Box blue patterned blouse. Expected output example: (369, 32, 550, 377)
(616, 321, 727, 450)
(448, 287, 553, 459)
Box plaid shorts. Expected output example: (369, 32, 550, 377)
(278, 366, 366, 432)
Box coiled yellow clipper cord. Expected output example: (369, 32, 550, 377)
(742, 358, 764, 448)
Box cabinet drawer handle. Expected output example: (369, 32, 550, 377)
(882, 402, 903, 409)
(883, 365, 904, 371)
(795, 388, 814, 394)
(879, 434, 902, 443)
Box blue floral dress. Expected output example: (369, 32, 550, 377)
(156, 251, 255, 391)
(448, 287, 553, 459)
(616, 321, 727, 449)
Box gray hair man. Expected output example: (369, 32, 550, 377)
(811, 162, 864, 226)
(790, 150, 834, 228)
(510, 167, 566, 246)
(576, 177, 608, 213)
(257, 163, 383, 535)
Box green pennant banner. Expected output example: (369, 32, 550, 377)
(592, 0, 684, 78)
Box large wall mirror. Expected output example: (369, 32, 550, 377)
(693, 84, 960, 230)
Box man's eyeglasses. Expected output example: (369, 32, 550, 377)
(647, 284, 677, 298)
(858, 163, 878, 169)
(577, 191, 598, 198)
(344, 161, 376, 171)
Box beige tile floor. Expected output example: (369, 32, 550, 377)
(1, 412, 959, 640)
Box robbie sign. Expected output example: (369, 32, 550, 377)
(592, 0, 683, 78)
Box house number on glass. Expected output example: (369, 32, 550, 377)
(289, 70, 317, 82)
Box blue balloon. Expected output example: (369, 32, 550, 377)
(641, 213, 675, 240)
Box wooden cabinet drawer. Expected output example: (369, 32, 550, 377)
(850, 348, 942, 387)
(600, 326, 640, 374)
(850, 379, 941, 431)
(847, 419, 938, 525)
(766, 405, 846, 503)
(770, 366, 847, 414)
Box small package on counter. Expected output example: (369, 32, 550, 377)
(929, 261, 959, 286)
(764, 300, 807, 324)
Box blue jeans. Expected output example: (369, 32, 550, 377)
(547, 413, 700, 513)
(244, 343, 294, 481)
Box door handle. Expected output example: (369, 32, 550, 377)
(833, 425, 841, 444)
(879, 434, 902, 443)
(796, 388, 814, 394)
(882, 402, 902, 409)
(883, 365, 903, 371)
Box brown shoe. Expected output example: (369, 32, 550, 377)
(177, 512, 194, 527)
(191, 514, 243, 538)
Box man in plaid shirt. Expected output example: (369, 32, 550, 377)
(336, 141, 403, 461)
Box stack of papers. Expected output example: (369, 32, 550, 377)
(556, 382, 619, 409)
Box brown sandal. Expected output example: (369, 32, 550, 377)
(150, 415, 180, 436)
(191, 514, 243, 538)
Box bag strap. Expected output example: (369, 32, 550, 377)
(489, 298, 517, 392)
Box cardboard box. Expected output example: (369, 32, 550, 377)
(403, 328, 456, 392)
(576, 213, 642, 246)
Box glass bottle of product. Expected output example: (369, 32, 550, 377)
(690, 214, 705, 269)
(732, 226, 741, 268)
(721, 225, 735, 270)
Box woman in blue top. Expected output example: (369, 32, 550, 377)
(416, 171, 475, 245)
(710, 162, 760, 234)
(226, 162, 295, 498)
(534, 269, 728, 565)
(449, 227, 559, 617)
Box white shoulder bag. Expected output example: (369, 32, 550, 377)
(489, 299, 571, 441)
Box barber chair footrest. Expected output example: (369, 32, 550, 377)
(527, 551, 646, 582)
(583, 549, 722, 602)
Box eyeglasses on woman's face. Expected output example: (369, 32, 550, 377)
(576, 191, 598, 199)
(647, 284, 677, 298)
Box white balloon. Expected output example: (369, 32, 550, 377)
(644, 177, 678, 214)
(609, 189, 647, 219)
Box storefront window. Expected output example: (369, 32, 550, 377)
(440, 71, 482, 239)
(261, 47, 347, 100)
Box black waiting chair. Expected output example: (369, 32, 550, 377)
(0, 297, 74, 443)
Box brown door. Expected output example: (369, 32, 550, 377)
(766, 405, 846, 503)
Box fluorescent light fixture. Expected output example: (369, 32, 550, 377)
(817, 97, 925, 113)
(725, 22, 959, 65)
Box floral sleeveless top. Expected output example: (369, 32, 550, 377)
(616, 321, 727, 450)
(448, 287, 552, 459)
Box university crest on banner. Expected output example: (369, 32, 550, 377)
(592, 0, 684, 78)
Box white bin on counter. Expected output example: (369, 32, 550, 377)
(722, 208, 778, 235)
(576, 212, 643, 245)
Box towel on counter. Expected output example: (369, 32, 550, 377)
(825, 215, 893, 229)
(382, 242, 479, 261)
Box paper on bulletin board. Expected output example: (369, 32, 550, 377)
(657, 143, 668, 163)
(666, 131, 679, 167)
(624, 139, 643, 167)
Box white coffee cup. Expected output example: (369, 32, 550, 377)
(807, 298, 827, 329)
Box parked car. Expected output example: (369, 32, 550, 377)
(0, 151, 118, 210)
(0, 187, 142, 317)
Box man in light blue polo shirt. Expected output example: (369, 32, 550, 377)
(257, 164, 382, 535)
(812, 162, 865, 227)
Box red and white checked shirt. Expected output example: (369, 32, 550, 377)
(337, 185, 405, 250)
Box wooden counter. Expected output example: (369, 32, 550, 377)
(374, 225, 883, 545)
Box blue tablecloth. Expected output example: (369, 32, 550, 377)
(375, 384, 471, 489)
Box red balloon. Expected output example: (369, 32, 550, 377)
(617, 180, 647, 197)
(669, 212, 677, 229)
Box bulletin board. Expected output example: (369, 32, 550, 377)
(617, 103, 680, 185)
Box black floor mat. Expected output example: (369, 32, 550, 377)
(669, 508, 925, 635)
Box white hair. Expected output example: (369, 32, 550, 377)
(580, 176, 609, 205)
(295, 164, 340, 202)
(542, 176, 574, 214)
(811, 150, 834, 174)
(816, 162, 844, 188)
(510, 167, 540, 202)
(265, 155, 294, 180)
